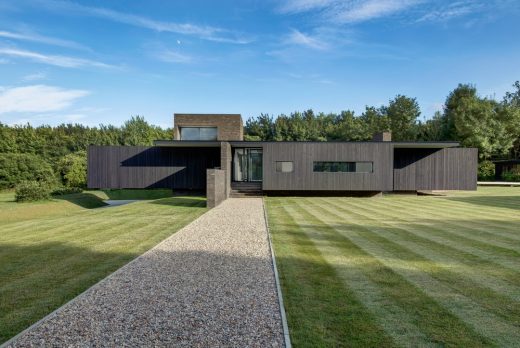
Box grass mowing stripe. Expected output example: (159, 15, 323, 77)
(311, 199, 520, 324)
(385, 197, 520, 245)
(283, 198, 491, 347)
(323, 198, 520, 289)
(358, 197, 520, 248)
(279, 202, 445, 347)
(282, 199, 491, 347)
(297, 199, 520, 347)
(266, 199, 395, 347)
(342, 199, 520, 271)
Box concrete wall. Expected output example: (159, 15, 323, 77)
(174, 114, 243, 141)
(206, 169, 226, 208)
(220, 142, 232, 198)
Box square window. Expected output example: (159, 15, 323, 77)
(276, 161, 294, 173)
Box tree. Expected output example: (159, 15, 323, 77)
(121, 116, 169, 145)
(444, 84, 518, 159)
(0, 153, 56, 189)
(359, 106, 389, 140)
(385, 95, 420, 141)
(58, 151, 87, 187)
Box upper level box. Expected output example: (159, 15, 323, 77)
(173, 114, 243, 141)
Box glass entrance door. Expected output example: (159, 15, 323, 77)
(233, 148, 263, 182)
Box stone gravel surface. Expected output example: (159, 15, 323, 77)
(6, 198, 284, 347)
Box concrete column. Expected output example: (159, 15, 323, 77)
(207, 169, 226, 208)
(220, 142, 232, 198)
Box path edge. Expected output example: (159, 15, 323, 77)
(262, 197, 292, 348)
(0, 202, 211, 348)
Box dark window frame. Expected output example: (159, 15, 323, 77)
(313, 161, 373, 173)
(179, 126, 218, 141)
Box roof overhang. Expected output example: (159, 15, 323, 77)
(153, 140, 221, 147)
(391, 142, 460, 148)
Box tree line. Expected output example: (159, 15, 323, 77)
(245, 82, 520, 161)
(1, 82, 519, 193)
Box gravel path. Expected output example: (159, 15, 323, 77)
(6, 198, 284, 347)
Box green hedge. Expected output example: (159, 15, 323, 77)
(0, 153, 56, 189)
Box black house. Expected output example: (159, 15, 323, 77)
(87, 114, 478, 206)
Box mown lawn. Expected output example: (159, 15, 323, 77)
(0, 191, 206, 344)
(266, 187, 520, 347)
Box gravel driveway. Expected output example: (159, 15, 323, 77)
(5, 198, 284, 347)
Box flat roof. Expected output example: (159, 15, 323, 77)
(154, 140, 461, 149)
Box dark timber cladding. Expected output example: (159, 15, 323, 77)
(393, 148, 478, 190)
(262, 142, 393, 191)
(87, 146, 220, 189)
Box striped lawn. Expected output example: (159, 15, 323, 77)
(0, 192, 206, 344)
(266, 187, 520, 347)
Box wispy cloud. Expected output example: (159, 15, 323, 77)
(278, 0, 422, 23)
(36, 0, 252, 44)
(0, 47, 116, 69)
(285, 29, 329, 50)
(154, 49, 193, 64)
(0, 30, 90, 51)
(22, 71, 47, 81)
(416, 1, 483, 22)
(0, 85, 89, 114)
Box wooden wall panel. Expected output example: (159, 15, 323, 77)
(393, 148, 477, 191)
(262, 142, 393, 191)
(87, 146, 220, 189)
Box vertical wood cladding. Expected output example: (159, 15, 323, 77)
(262, 142, 394, 191)
(393, 148, 477, 190)
(87, 146, 220, 189)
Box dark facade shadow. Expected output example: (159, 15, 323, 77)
(52, 193, 107, 209)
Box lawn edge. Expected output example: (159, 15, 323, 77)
(0, 203, 209, 348)
(262, 197, 292, 348)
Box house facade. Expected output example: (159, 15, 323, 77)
(87, 114, 478, 206)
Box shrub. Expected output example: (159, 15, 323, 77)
(477, 160, 495, 181)
(502, 168, 520, 182)
(15, 180, 53, 202)
(0, 153, 56, 189)
(58, 151, 87, 188)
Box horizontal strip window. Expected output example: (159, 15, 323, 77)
(180, 127, 218, 141)
(313, 161, 373, 173)
(276, 161, 294, 173)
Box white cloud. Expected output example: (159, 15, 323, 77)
(0, 47, 116, 69)
(0, 85, 89, 114)
(278, 0, 422, 23)
(38, 0, 252, 44)
(278, 0, 334, 13)
(416, 1, 482, 22)
(22, 71, 47, 81)
(0, 30, 90, 51)
(285, 29, 329, 50)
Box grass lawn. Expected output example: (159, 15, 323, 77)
(266, 187, 520, 347)
(0, 191, 206, 344)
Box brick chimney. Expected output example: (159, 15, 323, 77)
(372, 131, 392, 142)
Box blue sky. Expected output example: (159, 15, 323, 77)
(0, 0, 519, 128)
